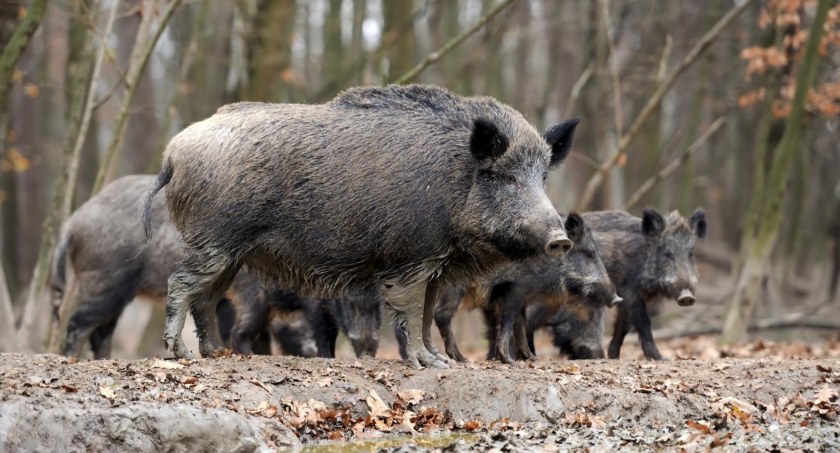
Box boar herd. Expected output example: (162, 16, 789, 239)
(52, 85, 705, 368)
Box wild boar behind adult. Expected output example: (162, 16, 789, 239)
(143, 84, 579, 368)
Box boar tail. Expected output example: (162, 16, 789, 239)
(140, 158, 174, 244)
(51, 230, 71, 295)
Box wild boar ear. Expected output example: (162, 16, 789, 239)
(544, 117, 580, 168)
(564, 212, 586, 243)
(689, 208, 707, 239)
(641, 208, 665, 237)
(470, 118, 509, 161)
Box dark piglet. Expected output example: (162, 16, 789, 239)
(582, 208, 706, 360)
(227, 284, 318, 357)
(525, 302, 606, 359)
(144, 84, 579, 368)
(307, 290, 382, 358)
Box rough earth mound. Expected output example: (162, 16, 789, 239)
(1, 350, 839, 451)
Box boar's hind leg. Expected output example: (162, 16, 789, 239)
(89, 318, 119, 359)
(435, 312, 467, 363)
(394, 324, 408, 360)
(381, 281, 448, 369)
(607, 306, 631, 359)
(63, 287, 133, 358)
(513, 312, 536, 361)
(165, 249, 239, 359)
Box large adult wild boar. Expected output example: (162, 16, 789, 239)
(143, 84, 579, 368)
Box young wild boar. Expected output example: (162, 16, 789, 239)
(582, 208, 706, 360)
(53, 175, 291, 358)
(267, 290, 382, 358)
(396, 214, 621, 364)
(225, 283, 318, 357)
(525, 301, 607, 359)
(476, 213, 621, 364)
(143, 84, 579, 368)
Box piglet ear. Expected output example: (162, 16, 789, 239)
(689, 208, 707, 239)
(470, 118, 509, 161)
(564, 212, 586, 243)
(641, 208, 665, 237)
(544, 117, 580, 168)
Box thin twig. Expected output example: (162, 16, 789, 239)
(623, 116, 726, 209)
(574, 0, 755, 211)
(563, 63, 593, 118)
(394, 0, 519, 85)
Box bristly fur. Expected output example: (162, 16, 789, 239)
(583, 208, 706, 360)
(157, 84, 572, 298)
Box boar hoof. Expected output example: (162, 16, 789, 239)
(165, 336, 194, 359)
(407, 348, 450, 369)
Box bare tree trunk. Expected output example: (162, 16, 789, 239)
(0, 261, 17, 351)
(323, 0, 344, 95)
(242, 0, 296, 102)
(351, 0, 366, 84)
(48, 1, 121, 354)
(382, 0, 416, 83)
(118, 0, 159, 176)
(92, 0, 183, 193)
(720, 0, 831, 344)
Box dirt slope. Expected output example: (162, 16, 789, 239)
(1, 352, 838, 451)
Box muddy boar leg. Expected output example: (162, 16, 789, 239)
(434, 311, 467, 363)
(422, 281, 449, 363)
(513, 309, 537, 361)
(63, 287, 133, 358)
(632, 302, 663, 360)
(607, 306, 631, 359)
(482, 307, 498, 361)
(381, 281, 448, 369)
(494, 294, 519, 364)
(89, 318, 119, 359)
(394, 323, 408, 360)
(164, 249, 237, 359)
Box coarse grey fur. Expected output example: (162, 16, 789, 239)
(582, 208, 707, 360)
(53, 175, 278, 359)
(144, 84, 579, 368)
(526, 302, 606, 359)
(53, 175, 184, 358)
(472, 213, 620, 364)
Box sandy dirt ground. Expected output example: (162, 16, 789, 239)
(1, 336, 839, 452)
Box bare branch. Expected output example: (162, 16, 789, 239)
(563, 63, 593, 119)
(574, 0, 756, 211)
(394, 0, 519, 85)
(623, 116, 726, 210)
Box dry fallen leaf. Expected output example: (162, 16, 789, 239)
(61, 384, 77, 393)
(686, 420, 711, 434)
(99, 385, 116, 399)
(151, 359, 184, 370)
(365, 389, 392, 418)
(317, 377, 333, 388)
(463, 420, 482, 431)
(816, 364, 833, 373)
(397, 389, 426, 406)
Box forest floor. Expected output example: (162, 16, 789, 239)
(1, 336, 839, 452)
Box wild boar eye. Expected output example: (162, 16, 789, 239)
(504, 175, 517, 186)
(664, 251, 675, 260)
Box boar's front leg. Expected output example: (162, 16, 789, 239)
(381, 281, 449, 369)
(165, 247, 239, 359)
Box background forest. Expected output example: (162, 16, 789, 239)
(1, 0, 839, 356)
